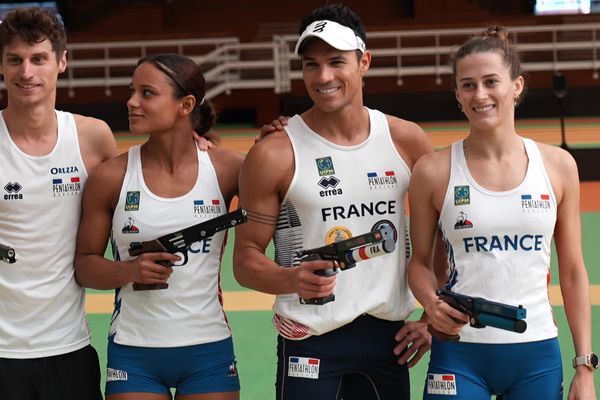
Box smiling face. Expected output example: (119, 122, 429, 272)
(127, 61, 188, 135)
(454, 51, 523, 133)
(0, 37, 66, 108)
(300, 38, 370, 114)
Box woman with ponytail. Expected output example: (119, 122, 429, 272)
(74, 53, 242, 400)
(407, 27, 596, 399)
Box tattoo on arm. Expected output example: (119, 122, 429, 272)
(246, 209, 278, 226)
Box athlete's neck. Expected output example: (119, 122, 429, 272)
(3, 105, 58, 156)
(302, 106, 370, 146)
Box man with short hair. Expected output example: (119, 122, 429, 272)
(0, 7, 116, 399)
(234, 4, 437, 399)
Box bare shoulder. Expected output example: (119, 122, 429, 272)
(245, 130, 292, 168)
(89, 152, 128, 186)
(209, 146, 245, 169)
(241, 130, 294, 197)
(536, 142, 577, 171)
(73, 114, 117, 171)
(536, 142, 579, 200)
(385, 114, 433, 168)
(207, 147, 245, 203)
(74, 114, 113, 142)
(413, 146, 451, 180)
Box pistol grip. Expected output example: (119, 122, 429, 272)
(133, 282, 169, 291)
(300, 294, 335, 305)
(132, 259, 171, 291)
(314, 267, 338, 277)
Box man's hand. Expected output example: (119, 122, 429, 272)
(393, 318, 432, 368)
(293, 259, 337, 301)
(257, 116, 289, 143)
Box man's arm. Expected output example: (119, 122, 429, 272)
(233, 133, 336, 298)
(74, 156, 179, 289)
(74, 114, 118, 173)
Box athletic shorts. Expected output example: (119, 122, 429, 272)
(0, 344, 102, 400)
(423, 337, 562, 399)
(105, 336, 240, 396)
(276, 314, 409, 400)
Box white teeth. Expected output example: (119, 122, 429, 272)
(317, 87, 338, 94)
(474, 105, 494, 112)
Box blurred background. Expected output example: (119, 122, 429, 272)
(3, 1, 598, 398)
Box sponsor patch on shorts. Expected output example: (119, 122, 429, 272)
(427, 373, 457, 395)
(106, 368, 128, 382)
(287, 356, 320, 379)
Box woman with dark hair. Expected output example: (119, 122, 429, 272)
(407, 27, 596, 399)
(75, 53, 242, 400)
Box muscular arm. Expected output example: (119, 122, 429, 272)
(233, 133, 336, 298)
(74, 156, 178, 289)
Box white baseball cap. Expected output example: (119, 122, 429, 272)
(295, 19, 367, 56)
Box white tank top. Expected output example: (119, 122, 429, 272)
(438, 138, 558, 343)
(110, 145, 231, 347)
(0, 110, 91, 358)
(272, 108, 415, 339)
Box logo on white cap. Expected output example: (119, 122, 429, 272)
(295, 20, 367, 56)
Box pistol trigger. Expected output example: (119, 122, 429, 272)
(182, 251, 189, 266)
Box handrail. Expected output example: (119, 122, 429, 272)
(1, 23, 598, 99)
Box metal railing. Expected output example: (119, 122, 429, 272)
(1, 23, 598, 99)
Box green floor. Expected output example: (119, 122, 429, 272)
(88, 211, 600, 399)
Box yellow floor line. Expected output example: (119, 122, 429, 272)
(85, 285, 600, 314)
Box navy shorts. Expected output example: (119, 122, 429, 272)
(276, 314, 409, 400)
(424, 337, 562, 399)
(0, 345, 102, 400)
(105, 336, 240, 396)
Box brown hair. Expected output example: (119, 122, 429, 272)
(0, 7, 66, 62)
(450, 25, 525, 101)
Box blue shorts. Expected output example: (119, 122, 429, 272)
(105, 336, 240, 396)
(276, 314, 409, 400)
(423, 337, 562, 399)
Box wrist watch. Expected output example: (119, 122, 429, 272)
(572, 352, 599, 370)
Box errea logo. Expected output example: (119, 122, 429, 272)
(4, 182, 23, 200)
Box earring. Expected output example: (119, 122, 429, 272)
(514, 96, 519, 107)
(458, 103, 463, 112)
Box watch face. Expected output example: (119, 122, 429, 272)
(591, 353, 599, 368)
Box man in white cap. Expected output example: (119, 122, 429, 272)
(234, 4, 436, 399)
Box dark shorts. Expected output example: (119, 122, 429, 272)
(0, 344, 102, 400)
(276, 314, 410, 400)
(424, 337, 563, 399)
(105, 336, 240, 396)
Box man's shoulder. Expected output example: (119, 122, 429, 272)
(72, 113, 112, 136)
(71, 113, 117, 167)
(384, 114, 425, 138)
